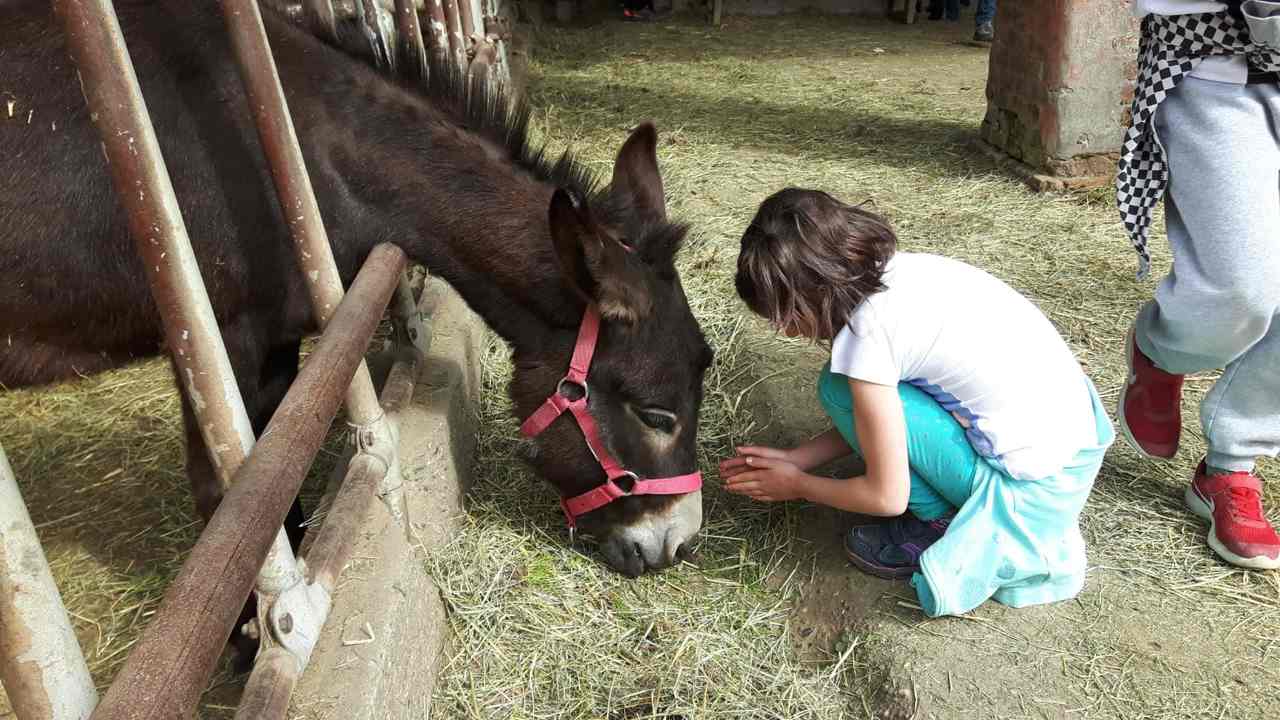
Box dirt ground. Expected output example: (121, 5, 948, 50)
(746, 346, 1278, 720)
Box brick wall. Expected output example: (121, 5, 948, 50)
(981, 0, 1139, 180)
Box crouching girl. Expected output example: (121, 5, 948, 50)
(720, 189, 1114, 617)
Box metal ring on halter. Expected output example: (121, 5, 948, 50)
(556, 377, 589, 402)
(612, 470, 639, 494)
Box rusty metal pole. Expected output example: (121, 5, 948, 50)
(303, 456, 387, 592)
(232, 456, 386, 719)
(232, 647, 297, 720)
(456, 0, 476, 49)
(440, 0, 466, 70)
(423, 0, 449, 66)
(237, 289, 427, 720)
(238, 295, 426, 720)
(480, 0, 510, 85)
(393, 0, 428, 78)
(356, 0, 393, 68)
(0, 443, 98, 720)
(51, 0, 302, 593)
(219, 0, 386, 430)
(90, 244, 405, 720)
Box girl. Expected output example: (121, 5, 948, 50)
(720, 189, 1114, 617)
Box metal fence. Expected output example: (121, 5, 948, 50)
(0, 0, 505, 717)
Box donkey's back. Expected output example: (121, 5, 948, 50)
(0, 0, 313, 388)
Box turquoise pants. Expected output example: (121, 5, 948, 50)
(818, 363, 1114, 617)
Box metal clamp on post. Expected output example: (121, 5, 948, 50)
(391, 273, 432, 359)
(261, 561, 332, 672)
(349, 411, 403, 521)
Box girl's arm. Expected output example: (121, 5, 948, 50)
(732, 428, 852, 473)
(723, 378, 911, 516)
(788, 428, 853, 471)
(809, 378, 911, 515)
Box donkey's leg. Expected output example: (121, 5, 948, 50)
(172, 317, 266, 527)
(246, 338, 307, 549)
(175, 335, 307, 539)
(175, 366, 263, 671)
(175, 333, 309, 666)
(176, 386, 228, 529)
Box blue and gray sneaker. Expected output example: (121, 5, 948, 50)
(844, 514, 951, 579)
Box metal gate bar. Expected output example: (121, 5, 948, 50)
(423, 0, 450, 64)
(394, 0, 429, 78)
(12, 0, 475, 715)
(441, 0, 466, 69)
(90, 243, 405, 720)
(456, 0, 476, 47)
(235, 283, 428, 718)
(0, 443, 98, 720)
(50, 0, 304, 599)
(220, 0, 387, 432)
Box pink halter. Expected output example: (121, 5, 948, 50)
(519, 305, 703, 530)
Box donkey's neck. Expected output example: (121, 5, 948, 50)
(270, 20, 582, 349)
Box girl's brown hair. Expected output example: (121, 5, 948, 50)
(735, 188, 897, 340)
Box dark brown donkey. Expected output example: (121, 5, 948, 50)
(0, 0, 712, 584)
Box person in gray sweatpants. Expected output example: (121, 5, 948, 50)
(1142, 77, 1280, 474)
(1117, 3, 1280, 570)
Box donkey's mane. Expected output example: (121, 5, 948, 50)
(283, 7, 607, 206)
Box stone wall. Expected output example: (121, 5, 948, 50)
(980, 0, 1139, 185)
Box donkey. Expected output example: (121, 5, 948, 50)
(0, 0, 712, 582)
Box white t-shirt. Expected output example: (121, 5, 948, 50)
(1134, 1, 1249, 83)
(829, 253, 1097, 481)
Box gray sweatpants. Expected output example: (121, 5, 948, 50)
(1136, 76, 1280, 472)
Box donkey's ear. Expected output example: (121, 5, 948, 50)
(549, 188, 653, 324)
(549, 188, 596, 305)
(610, 122, 666, 222)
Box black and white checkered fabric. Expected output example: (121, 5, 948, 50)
(1117, 12, 1280, 279)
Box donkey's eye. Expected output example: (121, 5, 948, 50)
(636, 408, 677, 433)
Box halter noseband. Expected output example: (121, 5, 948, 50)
(518, 305, 703, 531)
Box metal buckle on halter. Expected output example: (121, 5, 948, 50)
(561, 471, 641, 543)
(556, 376, 589, 402)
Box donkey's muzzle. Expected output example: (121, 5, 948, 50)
(598, 489, 702, 577)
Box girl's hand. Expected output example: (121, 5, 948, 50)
(718, 445, 793, 481)
(720, 453, 807, 503)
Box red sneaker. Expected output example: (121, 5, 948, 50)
(1117, 328, 1184, 459)
(1185, 462, 1280, 570)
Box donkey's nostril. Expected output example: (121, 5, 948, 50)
(674, 542, 693, 562)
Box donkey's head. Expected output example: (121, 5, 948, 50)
(511, 124, 712, 577)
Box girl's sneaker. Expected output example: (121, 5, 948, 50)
(844, 514, 952, 579)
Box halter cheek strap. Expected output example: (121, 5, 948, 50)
(518, 305, 702, 529)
